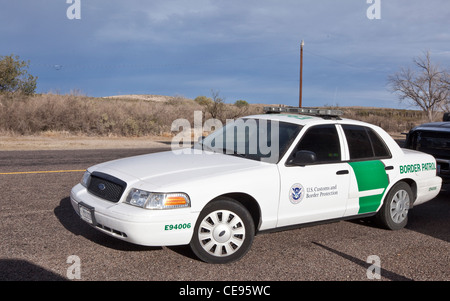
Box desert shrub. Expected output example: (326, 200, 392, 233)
(0, 93, 260, 136)
(1, 93, 432, 137)
(337, 107, 431, 133)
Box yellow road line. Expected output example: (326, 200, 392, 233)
(0, 170, 85, 175)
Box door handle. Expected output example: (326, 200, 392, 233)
(385, 166, 394, 171)
(336, 170, 349, 175)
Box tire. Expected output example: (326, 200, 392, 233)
(190, 198, 255, 264)
(376, 182, 413, 230)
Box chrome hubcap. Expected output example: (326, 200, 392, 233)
(198, 209, 246, 257)
(390, 189, 410, 224)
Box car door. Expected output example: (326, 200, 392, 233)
(277, 124, 350, 227)
(339, 124, 392, 216)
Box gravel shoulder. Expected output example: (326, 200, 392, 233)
(0, 134, 173, 151)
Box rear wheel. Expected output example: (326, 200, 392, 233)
(190, 198, 255, 264)
(376, 182, 412, 230)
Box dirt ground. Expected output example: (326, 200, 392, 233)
(0, 134, 173, 151)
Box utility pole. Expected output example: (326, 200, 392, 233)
(299, 40, 304, 108)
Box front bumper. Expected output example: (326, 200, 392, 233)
(437, 158, 450, 182)
(70, 184, 197, 247)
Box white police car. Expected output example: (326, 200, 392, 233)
(70, 107, 442, 264)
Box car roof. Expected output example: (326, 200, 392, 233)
(247, 113, 370, 127)
(245, 106, 372, 128)
(411, 122, 450, 132)
(247, 113, 331, 125)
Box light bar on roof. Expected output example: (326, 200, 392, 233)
(263, 106, 343, 117)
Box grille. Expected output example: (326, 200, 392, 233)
(87, 172, 127, 203)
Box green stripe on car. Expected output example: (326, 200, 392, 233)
(348, 160, 389, 214)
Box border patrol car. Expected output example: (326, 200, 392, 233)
(70, 107, 442, 264)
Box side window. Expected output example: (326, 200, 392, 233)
(292, 124, 341, 163)
(368, 128, 391, 157)
(342, 125, 391, 160)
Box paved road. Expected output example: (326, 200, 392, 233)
(0, 148, 448, 283)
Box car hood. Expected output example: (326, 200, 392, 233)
(89, 149, 266, 188)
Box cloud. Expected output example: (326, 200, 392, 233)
(2, 0, 449, 108)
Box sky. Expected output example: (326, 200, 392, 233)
(1, 0, 449, 109)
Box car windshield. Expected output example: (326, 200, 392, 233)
(196, 118, 302, 164)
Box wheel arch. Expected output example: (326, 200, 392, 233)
(385, 178, 417, 207)
(208, 192, 262, 234)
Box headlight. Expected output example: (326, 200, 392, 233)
(81, 171, 91, 188)
(125, 188, 190, 210)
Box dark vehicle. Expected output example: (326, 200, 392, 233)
(405, 114, 450, 182)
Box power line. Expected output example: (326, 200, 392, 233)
(303, 49, 389, 73)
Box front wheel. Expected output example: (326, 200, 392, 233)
(190, 198, 255, 264)
(376, 182, 413, 230)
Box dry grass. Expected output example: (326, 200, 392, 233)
(0, 93, 439, 139)
(337, 107, 437, 135)
(0, 93, 252, 137)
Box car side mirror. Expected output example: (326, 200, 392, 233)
(290, 150, 317, 166)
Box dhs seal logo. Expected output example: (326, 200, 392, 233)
(289, 183, 304, 204)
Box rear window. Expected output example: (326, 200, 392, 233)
(342, 125, 391, 160)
